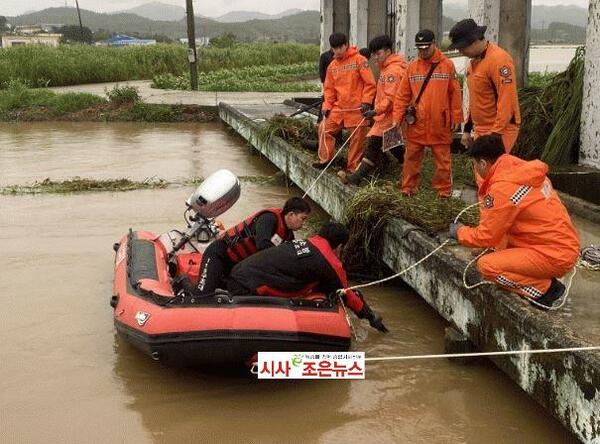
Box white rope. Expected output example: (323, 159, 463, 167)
(337, 293, 358, 341)
(342, 202, 480, 292)
(365, 346, 600, 362)
(302, 116, 367, 198)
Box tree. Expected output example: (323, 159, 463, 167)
(210, 32, 237, 48)
(59, 25, 94, 44)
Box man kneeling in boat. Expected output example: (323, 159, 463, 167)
(449, 135, 580, 309)
(227, 222, 388, 332)
(187, 197, 312, 296)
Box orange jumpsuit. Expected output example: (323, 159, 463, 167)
(368, 54, 407, 138)
(320, 46, 377, 172)
(457, 154, 580, 299)
(393, 48, 462, 197)
(466, 42, 521, 152)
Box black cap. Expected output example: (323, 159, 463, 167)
(415, 29, 435, 48)
(448, 19, 487, 50)
(359, 47, 371, 58)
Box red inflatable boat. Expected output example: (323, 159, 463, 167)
(111, 170, 352, 367)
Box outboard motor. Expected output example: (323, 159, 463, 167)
(169, 169, 240, 255)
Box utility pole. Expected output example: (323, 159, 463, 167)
(186, 0, 199, 90)
(75, 0, 85, 43)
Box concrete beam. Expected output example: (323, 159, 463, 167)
(395, 0, 421, 59)
(350, 0, 369, 48)
(320, 0, 334, 53)
(581, 0, 600, 169)
(219, 101, 600, 442)
(395, 0, 442, 60)
(468, 0, 500, 43)
(468, 0, 531, 87)
(499, 0, 531, 87)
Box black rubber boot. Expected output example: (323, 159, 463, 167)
(531, 278, 565, 309)
(345, 159, 375, 185)
(390, 145, 405, 164)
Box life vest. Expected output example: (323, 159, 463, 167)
(219, 208, 292, 263)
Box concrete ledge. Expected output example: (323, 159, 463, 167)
(219, 102, 600, 443)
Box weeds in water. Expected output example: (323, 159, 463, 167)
(1, 178, 168, 195)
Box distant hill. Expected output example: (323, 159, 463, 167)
(118, 2, 186, 22)
(531, 21, 586, 44)
(441, 1, 587, 30)
(8, 8, 320, 43)
(214, 9, 305, 23)
(531, 5, 588, 29)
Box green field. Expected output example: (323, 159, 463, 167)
(0, 43, 320, 88)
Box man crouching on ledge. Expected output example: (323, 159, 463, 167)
(228, 222, 388, 332)
(449, 135, 580, 309)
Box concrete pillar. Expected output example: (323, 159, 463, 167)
(580, 0, 600, 169)
(350, 0, 369, 48)
(395, 0, 442, 60)
(320, 0, 334, 53)
(499, 0, 531, 87)
(468, 0, 499, 43)
(420, 0, 443, 45)
(468, 0, 530, 87)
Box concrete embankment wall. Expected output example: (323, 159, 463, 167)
(219, 102, 600, 443)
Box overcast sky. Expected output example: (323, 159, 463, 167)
(0, 0, 589, 18)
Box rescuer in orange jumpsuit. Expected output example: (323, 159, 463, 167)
(449, 19, 521, 153)
(339, 35, 407, 185)
(449, 135, 580, 309)
(393, 30, 463, 197)
(317, 32, 377, 172)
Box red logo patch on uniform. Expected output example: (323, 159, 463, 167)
(483, 194, 494, 209)
(499, 66, 512, 78)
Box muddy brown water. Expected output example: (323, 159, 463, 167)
(0, 122, 574, 443)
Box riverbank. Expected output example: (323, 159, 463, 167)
(0, 83, 216, 123)
(219, 101, 600, 443)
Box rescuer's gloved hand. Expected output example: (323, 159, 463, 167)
(449, 222, 464, 240)
(367, 310, 389, 333)
(360, 103, 373, 116)
(358, 303, 389, 333)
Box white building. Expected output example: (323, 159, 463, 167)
(1, 34, 62, 48)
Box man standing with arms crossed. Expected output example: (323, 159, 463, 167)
(449, 19, 521, 152)
(316, 32, 377, 173)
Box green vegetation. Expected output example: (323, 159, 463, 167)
(1, 177, 168, 195)
(515, 47, 584, 164)
(257, 115, 317, 147)
(0, 80, 105, 116)
(0, 43, 319, 88)
(1, 174, 287, 195)
(0, 82, 215, 122)
(343, 180, 479, 273)
(152, 62, 319, 92)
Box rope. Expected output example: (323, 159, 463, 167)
(342, 202, 480, 292)
(302, 116, 367, 199)
(580, 245, 600, 271)
(337, 293, 358, 341)
(364, 346, 600, 362)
